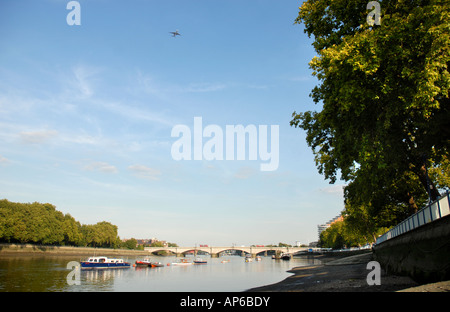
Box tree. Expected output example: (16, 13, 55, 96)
(291, 0, 450, 219)
(319, 222, 345, 249)
(0, 199, 122, 247)
(123, 238, 138, 250)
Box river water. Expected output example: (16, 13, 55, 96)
(0, 254, 321, 292)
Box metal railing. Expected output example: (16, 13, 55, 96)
(376, 190, 450, 245)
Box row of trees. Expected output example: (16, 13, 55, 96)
(122, 238, 178, 250)
(0, 199, 121, 248)
(293, 0, 449, 248)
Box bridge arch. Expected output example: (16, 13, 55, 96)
(144, 246, 308, 258)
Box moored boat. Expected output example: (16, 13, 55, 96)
(171, 258, 193, 266)
(81, 256, 131, 269)
(150, 262, 164, 267)
(281, 253, 291, 260)
(135, 258, 152, 267)
(193, 258, 207, 264)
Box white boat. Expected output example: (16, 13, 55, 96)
(171, 258, 193, 266)
(80, 256, 131, 269)
(255, 256, 262, 261)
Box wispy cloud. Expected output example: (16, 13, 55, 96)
(128, 164, 161, 181)
(135, 71, 228, 95)
(70, 64, 102, 99)
(101, 101, 175, 127)
(19, 130, 58, 144)
(183, 82, 227, 93)
(84, 161, 118, 174)
(318, 184, 346, 195)
(233, 166, 257, 180)
(0, 155, 10, 164)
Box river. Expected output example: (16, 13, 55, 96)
(0, 254, 321, 292)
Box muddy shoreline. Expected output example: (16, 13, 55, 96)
(246, 252, 450, 292)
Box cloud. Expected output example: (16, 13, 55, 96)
(135, 71, 227, 96)
(102, 101, 175, 127)
(0, 155, 10, 164)
(71, 64, 102, 98)
(84, 161, 118, 174)
(128, 164, 161, 181)
(184, 82, 227, 93)
(318, 184, 346, 195)
(19, 130, 58, 144)
(234, 166, 257, 179)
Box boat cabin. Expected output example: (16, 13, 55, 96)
(85, 257, 124, 264)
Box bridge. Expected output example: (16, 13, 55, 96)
(143, 246, 308, 258)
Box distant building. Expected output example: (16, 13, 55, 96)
(317, 215, 343, 239)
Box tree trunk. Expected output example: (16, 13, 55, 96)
(417, 164, 441, 202)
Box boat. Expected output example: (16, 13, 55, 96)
(135, 258, 152, 267)
(80, 256, 131, 269)
(135, 258, 164, 268)
(171, 258, 193, 266)
(221, 259, 230, 263)
(255, 256, 262, 261)
(245, 254, 253, 262)
(193, 258, 207, 264)
(281, 253, 291, 260)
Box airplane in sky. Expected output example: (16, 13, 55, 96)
(169, 30, 181, 37)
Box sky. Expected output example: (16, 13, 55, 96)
(0, 0, 346, 246)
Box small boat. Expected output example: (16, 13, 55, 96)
(221, 259, 230, 263)
(135, 258, 152, 266)
(81, 256, 131, 269)
(255, 256, 262, 261)
(193, 258, 207, 264)
(135, 258, 164, 268)
(150, 262, 164, 268)
(171, 258, 193, 266)
(245, 254, 253, 262)
(281, 253, 291, 260)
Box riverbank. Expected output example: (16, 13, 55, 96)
(246, 252, 450, 292)
(0, 243, 151, 257)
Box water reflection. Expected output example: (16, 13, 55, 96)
(0, 255, 321, 292)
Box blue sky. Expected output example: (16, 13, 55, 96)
(0, 0, 345, 246)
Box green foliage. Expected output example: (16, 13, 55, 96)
(123, 238, 138, 249)
(292, 0, 450, 238)
(150, 241, 165, 247)
(0, 199, 120, 248)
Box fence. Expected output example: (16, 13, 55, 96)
(376, 190, 450, 245)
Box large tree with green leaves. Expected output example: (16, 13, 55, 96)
(0, 199, 121, 247)
(291, 0, 450, 224)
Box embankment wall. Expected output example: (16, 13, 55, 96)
(373, 215, 450, 283)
